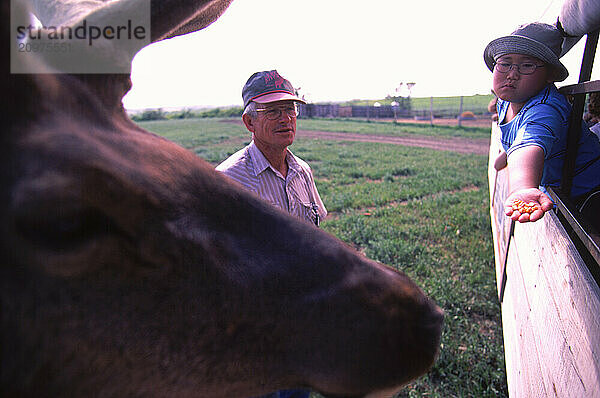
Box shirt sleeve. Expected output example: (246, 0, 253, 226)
(507, 103, 564, 158)
(307, 170, 327, 220)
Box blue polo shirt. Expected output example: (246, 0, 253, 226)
(497, 84, 600, 198)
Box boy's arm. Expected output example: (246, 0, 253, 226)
(504, 145, 554, 222)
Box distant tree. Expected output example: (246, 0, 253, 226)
(171, 108, 194, 119)
(198, 106, 243, 118)
(131, 108, 167, 121)
(385, 95, 412, 111)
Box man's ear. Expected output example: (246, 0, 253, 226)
(242, 113, 255, 133)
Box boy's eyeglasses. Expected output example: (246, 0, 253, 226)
(256, 104, 299, 120)
(494, 62, 545, 75)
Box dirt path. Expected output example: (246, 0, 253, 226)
(296, 130, 490, 155)
(220, 118, 491, 155)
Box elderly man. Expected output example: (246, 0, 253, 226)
(217, 70, 326, 228)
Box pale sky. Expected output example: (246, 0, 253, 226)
(123, 0, 597, 110)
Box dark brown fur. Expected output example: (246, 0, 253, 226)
(1, 2, 443, 397)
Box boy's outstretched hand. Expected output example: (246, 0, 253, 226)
(504, 188, 554, 223)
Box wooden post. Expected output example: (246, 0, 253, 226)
(458, 96, 464, 127)
(430, 96, 434, 126)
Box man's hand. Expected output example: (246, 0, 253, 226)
(504, 188, 554, 223)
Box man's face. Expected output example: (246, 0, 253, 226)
(492, 53, 553, 105)
(243, 100, 298, 151)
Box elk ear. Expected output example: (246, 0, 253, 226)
(22, 0, 152, 74)
(20, 0, 233, 73)
(152, 0, 234, 42)
(28, 0, 233, 43)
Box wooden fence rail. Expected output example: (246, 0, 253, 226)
(298, 101, 491, 120)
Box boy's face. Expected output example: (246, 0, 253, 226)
(492, 53, 553, 105)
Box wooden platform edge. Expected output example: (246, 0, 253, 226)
(488, 124, 600, 397)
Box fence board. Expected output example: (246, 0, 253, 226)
(488, 125, 511, 297)
(298, 97, 492, 119)
(512, 211, 600, 397)
(488, 124, 600, 397)
(502, 243, 550, 397)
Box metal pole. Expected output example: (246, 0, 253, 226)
(561, 30, 599, 196)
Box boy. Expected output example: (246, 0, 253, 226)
(484, 22, 600, 228)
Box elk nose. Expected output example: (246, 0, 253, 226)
(405, 297, 444, 367)
(422, 299, 444, 338)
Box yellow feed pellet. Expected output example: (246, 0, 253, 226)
(511, 199, 539, 214)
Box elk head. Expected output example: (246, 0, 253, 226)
(1, 1, 443, 397)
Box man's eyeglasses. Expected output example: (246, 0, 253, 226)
(494, 62, 545, 75)
(256, 104, 299, 120)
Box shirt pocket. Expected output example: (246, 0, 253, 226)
(288, 172, 319, 225)
(256, 183, 287, 212)
(297, 200, 320, 226)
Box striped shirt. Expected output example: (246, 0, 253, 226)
(216, 141, 327, 225)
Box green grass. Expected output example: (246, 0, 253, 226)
(142, 118, 248, 147)
(138, 117, 507, 397)
(296, 118, 491, 139)
(291, 140, 486, 212)
(323, 190, 506, 397)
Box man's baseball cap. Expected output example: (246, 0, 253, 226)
(242, 70, 306, 109)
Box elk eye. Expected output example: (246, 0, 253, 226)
(15, 203, 115, 250)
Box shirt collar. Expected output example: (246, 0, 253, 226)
(285, 149, 302, 174)
(248, 141, 271, 176)
(248, 141, 302, 178)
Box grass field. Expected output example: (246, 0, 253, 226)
(339, 94, 495, 114)
(297, 118, 492, 139)
(139, 117, 507, 397)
